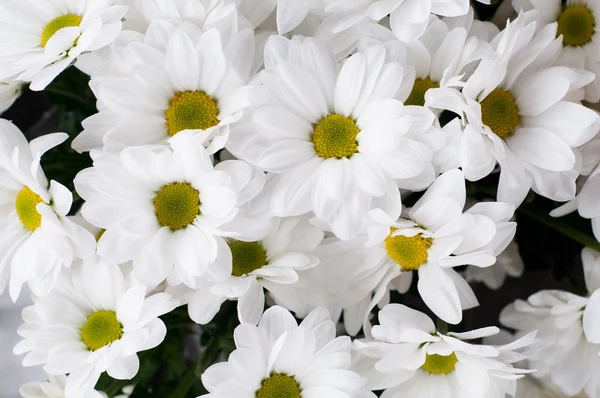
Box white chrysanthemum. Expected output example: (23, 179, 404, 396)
(465, 234, 524, 290)
(426, 11, 600, 205)
(20, 375, 106, 398)
(501, 247, 600, 397)
(0, 120, 96, 301)
(229, 36, 441, 240)
(353, 304, 536, 398)
(14, 260, 178, 398)
(0, 80, 22, 114)
(0, 0, 127, 91)
(74, 131, 265, 287)
(201, 305, 375, 398)
(512, 0, 600, 102)
(72, 22, 253, 154)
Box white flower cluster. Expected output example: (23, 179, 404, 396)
(0, 0, 599, 397)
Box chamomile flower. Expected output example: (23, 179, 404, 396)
(230, 35, 439, 240)
(353, 304, 536, 398)
(0, 0, 127, 91)
(14, 259, 179, 398)
(169, 215, 323, 325)
(74, 131, 265, 288)
(72, 22, 253, 153)
(20, 375, 106, 398)
(0, 120, 96, 301)
(0, 80, 22, 114)
(201, 305, 374, 398)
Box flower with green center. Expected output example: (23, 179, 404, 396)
(480, 88, 520, 140)
(405, 77, 439, 107)
(40, 14, 83, 48)
(385, 230, 433, 271)
(421, 352, 458, 374)
(256, 373, 301, 398)
(230, 241, 267, 277)
(557, 5, 596, 47)
(165, 91, 220, 136)
(312, 114, 360, 159)
(153, 182, 200, 231)
(15, 186, 44, 232)
(81, 310, 123, 351)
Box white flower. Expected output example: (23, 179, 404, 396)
(501, 247, 600, 397)
(465, 237, 524, 290)
(14, 259, 178, 398)
(74, 131, 265, 288)
(0, 120, 96, 301)
(0, 80, 22, 114)
(229, 35, 440, 240)
(20, 375, 106, 398)
(353, 304, 536, 398)
(72, 22, 253, 154)
(517, 375, 586, 398)
(426, 11, 600, 205)
(0, 0, 127, 91)
(201, 305, 375, 398)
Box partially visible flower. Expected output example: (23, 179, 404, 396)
(0, 80, 22, 114)
(20, 375, 106, 398)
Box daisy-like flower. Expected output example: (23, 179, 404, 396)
(426, 11, 600, 205)
(230, 35, 439, 240)
(353, 304, 536, 398)
(72, 22, 253, 154)
(0, 0, 127, 91)
(0, 80, 22, 114)
(20, 375, 106, 398)
(512, 0, 600, 102)
(501, 247, 600, 397)
(201, 305, 375, 398)
(465, 239, 524, 290)
(74, 131, 265, 288)
(0, 120, 96, 301)
(169, 215, 323, 325)
(14, 259, 179, 398)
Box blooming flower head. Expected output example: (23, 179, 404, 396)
(20, 375, 106, 398)
(201, 305, 375, 398)
(0, 0, 127, 91)
(353, 304, 536, 398)
(14, 259, 179, 398)
(0, 119, 96, 301)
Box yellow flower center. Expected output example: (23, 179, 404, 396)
(557, 5, 595, 47)
(15, 187, 44, 232)
(40, 14, 83, 48)
(312, 114, 359, 159)
(421, 353, 458, 374)
(153, 182, 200, 231)
(81, 310, 123, 351)
(165, 91, 220, 136)
(480, 88, 520, 140)
(405, 77, 439, 107)
(385, 229, 433, 271)
(256, 373, 301, 398)
(230, 241, 267, 277)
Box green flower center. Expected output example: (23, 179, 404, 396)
(256, 373, 301, 398)
(312, 114, 359, 159)
(385, 229, 433, 271)
(405, 77, 439, 107)
(153, 182, 200, 231)
(15, 187, 44, 232)
(421, 353, 458, 374)
(480, 88, 520, 140)
(165, 91, 220, 136)
(81, 310, 123, 351)
(40, 14, 82, 48)
(557, 5, 595, 47)
(230, 241, 267, 277)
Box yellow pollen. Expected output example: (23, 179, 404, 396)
(256, 373, 301, 398)
(40, 14, 83, 48)
(480, 88, 520, 140)
(165, 91, 220, 136)
(385, 229, 433, 271)
(81, 310, 123, 351)
(312, 114, 359, 159)
(15, 187, 44, 232)
(405, 77, 439, 107)
(230, 241, 267, 277)
(153, 182, 200, 231)
(557, 5, 596, 46)
(421, 353, 458, 375)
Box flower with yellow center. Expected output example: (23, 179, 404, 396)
(385, 231, 433, 271)
(40, 14, 82, 48)
(421, 353, 458, 374)
(165, 91, 220, 136)
(480, 88, 521, 140)
(229, 241, 267, 277)
(15, 186, 45, 232)
(405, 78, 439, 107)
(256, 374, 301, 398)
(153, 182, 200, 231)
(81, 310, 123, 351)
(312, 114, 360, 159)
(557, 5, 596, 47)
